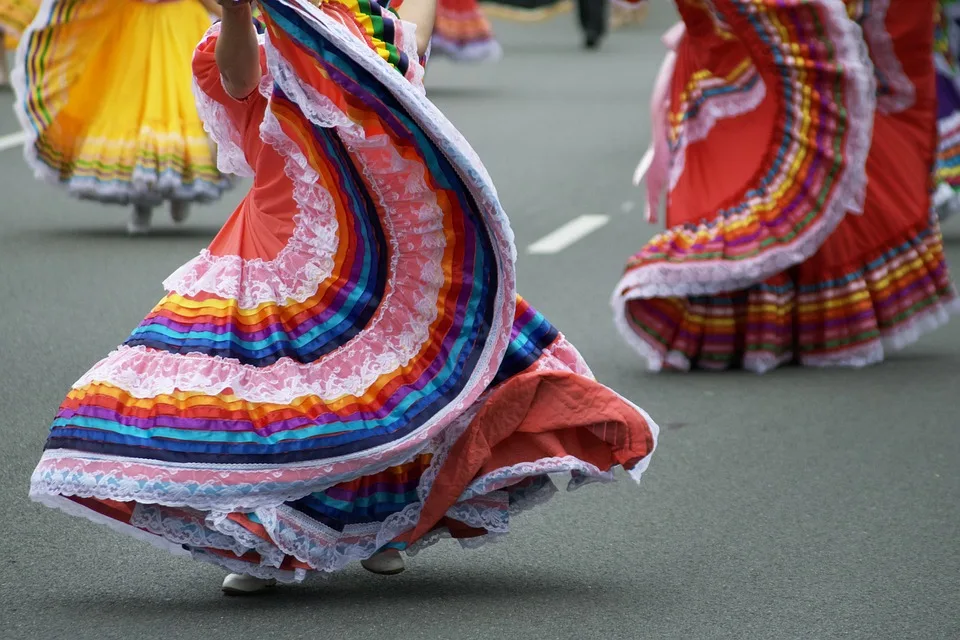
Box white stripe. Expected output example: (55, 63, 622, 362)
(633, 147, 654, 185)
(0, 131, 28, 152)
(528, 215, 610, 255)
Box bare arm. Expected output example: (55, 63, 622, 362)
(198, 0, 223, 18)
(215, 0, 262, 100)
(395, 0, 437, 56)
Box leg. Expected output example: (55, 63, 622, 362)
(128, 203, 154, 235)
(576, 0, 608, 49)
(169, 199, 191, 224)
(0, 28, 8, 87)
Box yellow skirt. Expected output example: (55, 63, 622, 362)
(14, 0, 229, 204)
(1, 0, 39, 37)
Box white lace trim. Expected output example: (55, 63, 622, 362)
(190, 23, 259, 178)
(934, 181, 960, 221)
(859, 0, 916, 115)
(429, 35, 503, 63)
(31, 493, 190, 559)
(395, 15, 427, 94)
(31, 385, 659, 576)
(612, 0, 875, 303)
(192, 548, 308, 584)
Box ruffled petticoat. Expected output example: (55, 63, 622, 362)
(12, 0, 230, 205)
(614, 0, 958, 373)
(29, 0, 658, 581)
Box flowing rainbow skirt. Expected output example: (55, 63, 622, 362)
(29, 0, 658, 580)
(432, 0, 502, 62)
(12, 0, 230, 205)
(613, 0, 958, 373)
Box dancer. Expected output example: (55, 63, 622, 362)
(29, 0, 658, 595)
(936, 0, 960, 220)
(482, 0, 605, 50)
(0, 0, 38, 87)
(614, 0, 957, 372)
(13, 0, 231, 234)
(432, 0, 502, 62)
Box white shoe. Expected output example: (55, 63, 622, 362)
(127, 204, 153, 235)
(361, 549, 405, 575)
(169, 200, 190, 224)
(221, 573, 277, 596)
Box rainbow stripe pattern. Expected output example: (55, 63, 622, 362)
(622, 220, 956, 372)
(613, 0, 957, 372)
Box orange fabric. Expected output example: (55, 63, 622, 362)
(406, 371, 655, 543)
(192, 35, 298, 261)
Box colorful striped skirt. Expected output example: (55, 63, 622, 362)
(614, 0, 957, 373)
(29, 0, 658, 581)
(12, 0, 230, 205)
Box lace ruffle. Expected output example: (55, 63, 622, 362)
(858, 0, 916, 114)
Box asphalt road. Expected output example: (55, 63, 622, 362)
(1, 5, 958, 639)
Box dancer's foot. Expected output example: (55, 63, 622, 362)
(169, 200, 190, 224)
(127, 204, 153, 235)
(361, 549, 405, 575)
(221, 573, 277, 596)
(584, 32, 603, 50)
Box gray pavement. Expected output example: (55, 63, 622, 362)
(1, 5, 959, 639)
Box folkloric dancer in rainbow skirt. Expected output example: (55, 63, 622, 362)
(12, 0, 232, 234)
(431, 0, 502, 62)
(27, 0, 659, 595)
(935, 0, 960, 220)
(615, 0, 957, 373)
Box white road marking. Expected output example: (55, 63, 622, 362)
(633, 147, 654, 185)
(528, 214, 610, 255)
(0, 131, 27, 152)
(620, 200, 636, 213)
